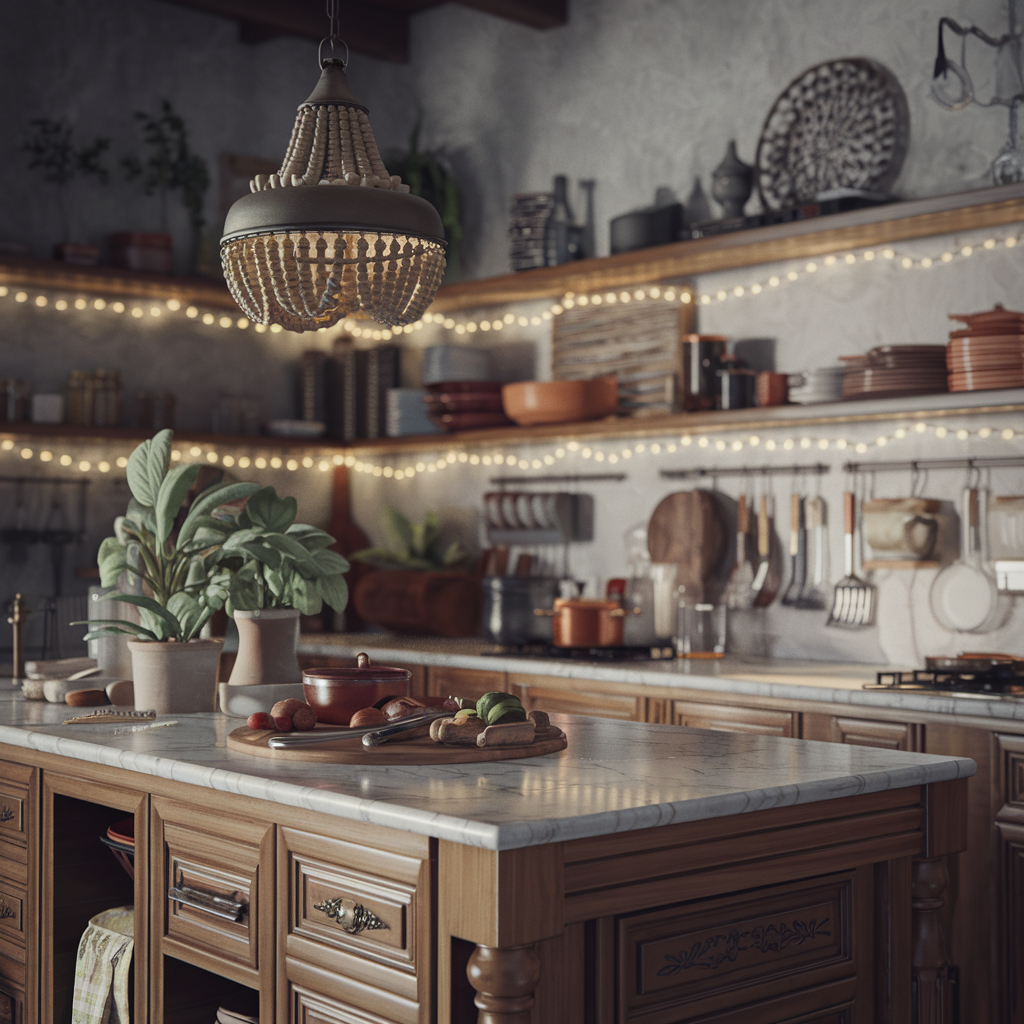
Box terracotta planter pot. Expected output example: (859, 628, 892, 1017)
(227, 609, 301, 687)
(127, 639, 223, 714)
(352, 571, 482, 637)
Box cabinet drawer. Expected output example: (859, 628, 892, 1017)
(806, 715, 922, 751)
(0, 883, 24, 954)
(520, 684, 641, 721)
(428, 666, 505, 701)
(154, 799, 272, 986)
(286, 957, 413, 1024)
(997, 734, 1024, 812)
(0, 766, 32, 847)
(672, 701, 796, 737)
(280, 828, 429, 1023)
(0, 953, 24, 1024)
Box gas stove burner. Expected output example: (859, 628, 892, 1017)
(867, 665, 1024, 696)
(483, 643, 677, 662)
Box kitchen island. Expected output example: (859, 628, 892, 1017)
(294, 636, 1024, 1022)
(0, 681, 973, 1024)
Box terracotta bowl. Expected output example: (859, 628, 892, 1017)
(302, 654, 412, 726)
(501, 375, 618, 426)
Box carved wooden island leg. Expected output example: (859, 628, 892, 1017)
(466, 943, 541, 1024)
(911, 856, 955, 1024)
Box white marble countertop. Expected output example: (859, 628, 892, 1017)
(0, 681, 974, 851)
(298, 634, 1024, 722)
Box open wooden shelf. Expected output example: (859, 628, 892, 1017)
(430, 183, 1024, 312)
(2, 389, 1020, 458)
(0, 254, 238, 310)
(3, 184, 1022, 320)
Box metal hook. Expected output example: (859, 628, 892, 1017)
(319, 36, 349, 68)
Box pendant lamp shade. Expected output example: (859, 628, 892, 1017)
(220, 60, 446, 332)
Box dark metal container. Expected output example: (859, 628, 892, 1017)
(481, 577, 559, 644)
(679, 335, 727, 411)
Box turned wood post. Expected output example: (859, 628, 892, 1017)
(911, 856, 954, 1024)
(466, 943, 541, 1024)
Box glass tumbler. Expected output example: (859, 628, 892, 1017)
(676, 603, 727, 659)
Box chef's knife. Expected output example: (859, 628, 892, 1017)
(267, 709, 449, 749)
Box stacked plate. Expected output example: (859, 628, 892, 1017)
(787, 366, 846, 404)
(841, 346, 948, 400)
(216, 989, 259, 1024)
(947, 305, 1024, 392)
(424, 382, 513, 432)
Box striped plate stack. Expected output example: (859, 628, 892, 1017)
(947, 304, 1024, 392)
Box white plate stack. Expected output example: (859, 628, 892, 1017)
(787, 367, 846, 404)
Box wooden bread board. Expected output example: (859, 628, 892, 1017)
(226, 723, 567, 764)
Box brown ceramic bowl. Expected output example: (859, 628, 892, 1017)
(501, 375, 618, 426)
(302, 654, 412, 726)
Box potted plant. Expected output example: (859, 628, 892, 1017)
(22, 117, 110, 264)
(205, 486, 350, 688)
(349, 509, 481, 637)
(79, 429, 259, 713)
(118, 100, 210, 274)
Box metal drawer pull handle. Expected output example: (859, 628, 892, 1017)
(0, 806, 13, 824)
(0, 900, 14, 921)
(168, 882, 246, 922)
(314, 897, 388, 935)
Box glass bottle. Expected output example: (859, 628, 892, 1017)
(544, 175, 581, 266)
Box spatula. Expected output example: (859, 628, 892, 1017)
(827, 492, 876, 628)
(781, 493, 806, 606)
(796, 496, 828, 610)
(723, 494, 755, 609)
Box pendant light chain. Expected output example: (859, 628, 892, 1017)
(322, 0, 348, 67)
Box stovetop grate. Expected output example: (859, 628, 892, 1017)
(867, 667, 1024, 695)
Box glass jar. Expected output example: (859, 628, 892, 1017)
(676, 602, 727, 659)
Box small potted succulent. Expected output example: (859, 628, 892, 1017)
(79, 429, 258, 713)
(205, 486, 350, 688)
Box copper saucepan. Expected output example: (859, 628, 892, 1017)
(535, 598, 629, 647)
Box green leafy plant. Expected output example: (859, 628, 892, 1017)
(388, 123, 462, 281)
(350, 509, 465, 571)
(122, 100, 209, 235)
(205, 487, 350, 616)
(22, 117, 110, 240)
(77, 430, 259, 643)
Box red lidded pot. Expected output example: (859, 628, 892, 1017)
(302, 653, 412, 726)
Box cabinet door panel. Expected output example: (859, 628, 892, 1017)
(427, 666, 506, 701)
(804, 715, 921, 751)
(521, 685, 641, 721)
(672, 701, 796, 737)
(285, 956, 416, 1024)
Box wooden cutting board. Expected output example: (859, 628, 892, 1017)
(647, 489, 726, 602)
(226, 724, 567, 764)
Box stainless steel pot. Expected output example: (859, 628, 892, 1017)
(481, 577, 559, 644)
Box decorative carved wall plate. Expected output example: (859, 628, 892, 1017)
(756, 57, 909, 210)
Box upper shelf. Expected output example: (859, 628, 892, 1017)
(3, 183, 1023, 319)
(430, 182, 1024, 312)
(0, 255, 239, 311)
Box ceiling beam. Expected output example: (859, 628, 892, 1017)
(161, 0, 411, 62)
(453, 0, 567, 29)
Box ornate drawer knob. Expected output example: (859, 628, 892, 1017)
(313, 897, 388, 935)
(0, 899, 15, 921)
(0, 807, 14, 824)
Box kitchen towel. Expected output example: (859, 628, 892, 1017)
(72, 906, 134, 1024)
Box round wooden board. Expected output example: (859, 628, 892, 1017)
(226, 724, 567, 764)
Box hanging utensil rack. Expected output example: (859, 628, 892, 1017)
(487, 473, 626, 485)
(659, 463, 830, 480)
(842, 457, 1024, 474)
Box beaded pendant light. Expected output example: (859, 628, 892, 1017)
(220, 5, 447, 332)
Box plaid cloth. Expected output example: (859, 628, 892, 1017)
(72, 906, 134, 1024)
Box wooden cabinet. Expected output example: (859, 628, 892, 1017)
(671, 699, 797, 737)
(152, 798, 274, 989)
(803, 715, 923, 751)
(428, 665, 507, 702)
(516, 678, 643, 721)
(277, 826, 431, 1023)
(995, 735, 1024, 1023)
(0, 761, 34, 1024)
